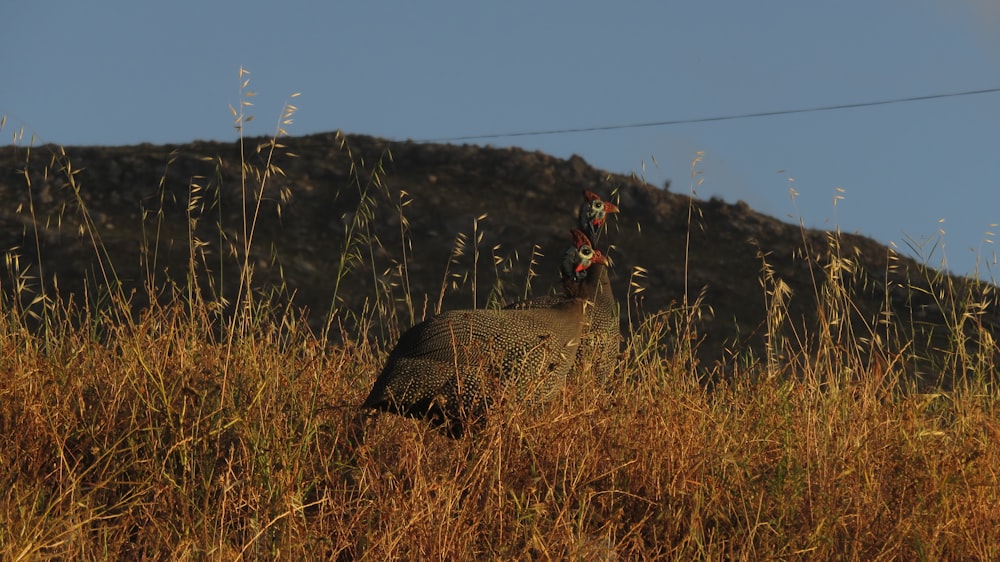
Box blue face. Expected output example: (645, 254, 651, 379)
(563, 244, 596, 281)
(581, 199, 605, 228)
(588, 199, 605, 221)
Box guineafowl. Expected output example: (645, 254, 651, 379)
(579, 189, 619, 243)
(360, 230, 610, 437)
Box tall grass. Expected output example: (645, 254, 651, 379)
(1, 87, 998, 560)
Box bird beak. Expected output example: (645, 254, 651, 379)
(603, 201, 620, 215)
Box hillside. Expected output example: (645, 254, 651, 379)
(1, 131, 996, 384)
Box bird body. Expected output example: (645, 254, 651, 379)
(362, 301, 585, 436)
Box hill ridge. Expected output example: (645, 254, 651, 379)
(1, 131, 996, 384)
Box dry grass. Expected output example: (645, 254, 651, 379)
(2, 298, 997, 560)
(1, 85, 998, 560)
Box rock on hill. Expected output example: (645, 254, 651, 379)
(0, 132, 996, 385)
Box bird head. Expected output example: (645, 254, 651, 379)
(578, 190, 619, 241)
(562, 229, 609, 281)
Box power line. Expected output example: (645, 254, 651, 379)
(419, 86, 1000, 143)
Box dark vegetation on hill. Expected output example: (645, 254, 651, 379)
(1, 131, 996, 386)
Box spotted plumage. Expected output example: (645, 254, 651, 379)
(506, 223, 621, 382)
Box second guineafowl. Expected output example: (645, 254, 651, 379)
(361, 230, 610, 437)
(579, 189, 619, 243)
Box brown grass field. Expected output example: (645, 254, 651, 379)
(1, 91, 998, 560)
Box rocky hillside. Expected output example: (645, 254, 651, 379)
(1, 132, 996, 385)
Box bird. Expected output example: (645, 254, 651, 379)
(578, 190, 619, 243)
(360, 229, 611, 437)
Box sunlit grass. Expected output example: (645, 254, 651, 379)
(0, 78, 997, 560)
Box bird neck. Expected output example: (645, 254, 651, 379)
(564, 263, 610, 301)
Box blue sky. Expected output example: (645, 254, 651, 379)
(4, 1, 999, 279)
